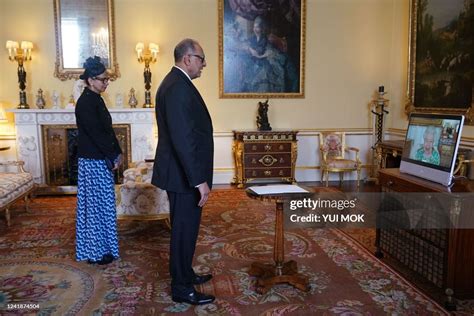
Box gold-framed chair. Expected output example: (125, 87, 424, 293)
(319, 132, 362, 187)
(116, 161, 170, 228)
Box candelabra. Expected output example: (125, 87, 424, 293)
(6, 40, 33, 109)
(91, 28, 109, 61)
(372, 86, 389, 145)
(135, 42, 159, 108)
(368, 86, 389, 180)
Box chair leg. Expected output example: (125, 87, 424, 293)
(325, 171, 329, 187)
(357, 169, 361, 187)
(164, 217, 171, 230)
(339, 172, 344, 185)
(24, 194, 30, 213)
(5, 208, 11, 227)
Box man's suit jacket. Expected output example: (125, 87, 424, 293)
(152, 67, 214, 194)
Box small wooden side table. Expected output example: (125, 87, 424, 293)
(245, 185, 312, 294)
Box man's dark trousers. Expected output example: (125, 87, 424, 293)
(167, 190, 202, 289)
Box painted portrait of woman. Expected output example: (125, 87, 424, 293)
(220, 0, 305, 97)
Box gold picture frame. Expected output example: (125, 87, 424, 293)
(53, 0, 120, 81)
(218, 0, 306, 98)
(405, 0, 473, 123)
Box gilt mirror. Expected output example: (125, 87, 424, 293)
(53, 0, 120, 80)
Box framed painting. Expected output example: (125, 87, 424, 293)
(218, 0, 306, 98)
(405, 0, 473, 123)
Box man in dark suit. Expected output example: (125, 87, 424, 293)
(152, 39, 215, 305)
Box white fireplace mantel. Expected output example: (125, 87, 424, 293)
(8, 108, 156, 183)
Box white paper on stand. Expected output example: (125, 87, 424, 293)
(248, 184, 309, 195)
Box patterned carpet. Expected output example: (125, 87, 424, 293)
(0, 188, 468, 315)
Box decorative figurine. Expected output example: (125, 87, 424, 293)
(35, 88, 46, 109)
(115, 93, 124, 108)
(65, 95, 75, 109)
(73, 79, 86, 103)
(52, 90, 60, 109)
(128, 88, 138, 108)
(256, 99, 272, 131)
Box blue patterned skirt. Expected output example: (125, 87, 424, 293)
(76, 158, 119, 261)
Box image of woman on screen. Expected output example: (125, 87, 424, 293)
(414, 126, 440, 165)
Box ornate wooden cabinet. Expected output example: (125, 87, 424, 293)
(232, 130, 298, 188)
(377, 168, 474, 301)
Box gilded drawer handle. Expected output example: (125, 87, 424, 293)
(386, 180, 393, 186)
(264, 144, 272, 151)
(264, 170, 272, 176)
(259, 155, 277, 167)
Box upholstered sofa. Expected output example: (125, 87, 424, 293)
(116, 161, 170, 227)
(0, 161, 35, 226)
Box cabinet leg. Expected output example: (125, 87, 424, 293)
(374, 228, 384, 258)
(444, 288, 457, 311)
(374, 249, 384, 259)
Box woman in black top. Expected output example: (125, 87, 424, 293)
(75, 56, 122, 265)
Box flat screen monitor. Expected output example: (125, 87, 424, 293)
(400, 113, 464, 186)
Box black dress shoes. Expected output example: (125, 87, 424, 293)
(192, 274, 213, 285)
(172, 290, 215, 305)
(87, 253, 114, 265)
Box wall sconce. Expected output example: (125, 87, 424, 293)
(135, 42, 159, 108)
(6, 40, 33, 109)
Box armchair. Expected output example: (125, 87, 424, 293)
(0, 161, 35, 226)
(116, 161, 170, 227)
(319, 132, 362, 187)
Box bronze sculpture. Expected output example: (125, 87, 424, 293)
(256, 99, 272, 131)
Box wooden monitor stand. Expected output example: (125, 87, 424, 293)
(377, 168, 474, 307)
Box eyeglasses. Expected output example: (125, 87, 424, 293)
(93, 76, 110, 84)
(189, 54, 205, 63)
